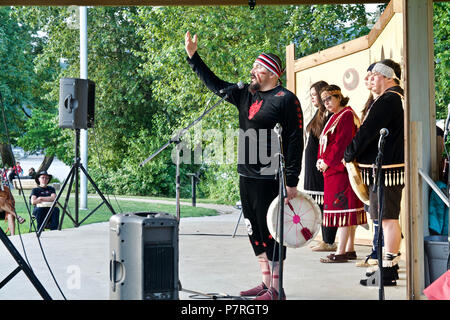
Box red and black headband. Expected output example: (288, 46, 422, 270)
(255, 53, 283, 78)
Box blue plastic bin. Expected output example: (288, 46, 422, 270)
(424, 235, 449, 287)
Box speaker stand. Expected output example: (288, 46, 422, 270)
(0, 227, 51, 299)
(232, 202, 243, 238)
(37, 129, 116, 237)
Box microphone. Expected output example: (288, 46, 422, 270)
(274, 123, 282, 135)
(378, 128, 389, 150)
(219, 81, 244, 93)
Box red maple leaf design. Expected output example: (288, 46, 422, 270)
(248, 100, 263, 120)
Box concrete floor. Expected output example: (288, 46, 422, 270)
(0, 208, 407, 300)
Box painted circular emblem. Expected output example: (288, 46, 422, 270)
(343, 68, 359, 91)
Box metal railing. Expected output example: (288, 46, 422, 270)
(418, 168, 450, 274)
(418, 168, 449, 208)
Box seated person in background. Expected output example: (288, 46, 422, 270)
(7, 168, 15, 186)
(27, 167, 37, 179)
(31, 171, 59, 230)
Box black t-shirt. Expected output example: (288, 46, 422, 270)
(31, 186, 56, 199)
(187, 52, 303, 187)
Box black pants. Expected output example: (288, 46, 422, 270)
(317, 203, 338, 244)
(321, 224, 338, 245)
(33, 207, 60, 230)
(368, 184, 403, 220)
(239, 176, 286, 262)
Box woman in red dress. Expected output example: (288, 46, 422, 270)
(316, 85, 366, 263)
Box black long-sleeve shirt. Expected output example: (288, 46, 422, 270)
(187, 52, 303, 187)
(344, 86, 404, 165)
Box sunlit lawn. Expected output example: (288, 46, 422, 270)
(1, 190, 218, 235)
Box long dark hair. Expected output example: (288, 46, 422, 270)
(361, 63, 376, 122)
(361, 93, 374, 122)
(307, 80, 328, 138)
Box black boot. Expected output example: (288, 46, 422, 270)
(365, 264, 399, 279)
(360, 266, 398, 287)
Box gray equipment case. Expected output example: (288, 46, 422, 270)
(109, 212, 179, 300)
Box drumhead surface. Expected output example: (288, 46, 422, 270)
(266, 191, 321, 248)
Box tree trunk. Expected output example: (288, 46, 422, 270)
(0, 143, 15, 167)
(37, 155, 54, 172)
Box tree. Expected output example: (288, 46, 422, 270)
(283, 4, 370, 58)
(1, 7, 68, 171)
(0, 7, 37, 166)
(15, 6, 179, 195)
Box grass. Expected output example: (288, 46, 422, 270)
(111, 194, 232, 205)
(1, 190, 219, 235)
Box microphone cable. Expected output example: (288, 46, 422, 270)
(0, 91, 34, 266)
(0, 90, 66, 300)
(91, 126, 123, 214)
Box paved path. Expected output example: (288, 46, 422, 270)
(98, 196, 239, 215)
(0, 207, 407, 300)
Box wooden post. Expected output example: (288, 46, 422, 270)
(403, 0, 435, 299)
(405, 122, 425, 299)
(286, 43, 295, 93)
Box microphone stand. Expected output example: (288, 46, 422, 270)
(139, 92, 229, 298)
(274, 124, 287, 300)
(140, 92, 229, 220)
(373, 133, 387, 300)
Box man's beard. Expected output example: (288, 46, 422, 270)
(248, 80, 260, 92)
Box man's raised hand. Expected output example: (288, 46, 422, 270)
(185, 31, 198, 59)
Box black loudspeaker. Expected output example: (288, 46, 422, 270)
(109, 212, 179, 300)
(59, 78, 95, 129)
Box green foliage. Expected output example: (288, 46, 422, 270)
(17, 108, 72, 162)
(0, 6, 69, 168)
(434, 2, 450, 119)
(88, 127, 202, 198)
(0, 7, 36, 144)
(134, 5, 294, 130)
(1, 190, 217, 235)
(199, 163, 240, 203)
(83, 7, 158, 170)
(284, 4, 370, 58)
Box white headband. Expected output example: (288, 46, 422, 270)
(372, 63, 395, 79)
